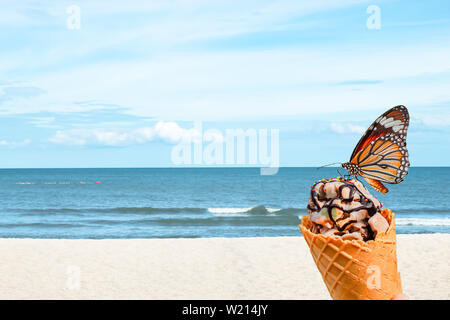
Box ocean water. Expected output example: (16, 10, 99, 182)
(0, 167, 448, 239)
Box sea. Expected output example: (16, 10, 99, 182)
(0, 167, 448, 239)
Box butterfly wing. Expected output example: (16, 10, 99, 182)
(350, 105, 410, 193)
(364, 177, 389, 194)
(350, 105, 409, 162)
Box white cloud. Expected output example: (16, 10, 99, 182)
(415, 114, 450, 127)
(49, 121, 203, 146)
(330, 122, 365, 134)
(347, 124, 366, 134)
(0, 139, 31, 147)
(330, 122, 345, 134)
(154, 121, 201, 144)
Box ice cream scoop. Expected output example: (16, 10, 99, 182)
(307, 177, 387, 241)
(300, 177, 403, 299)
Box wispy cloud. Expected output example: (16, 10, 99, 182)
(413, 113, 450, 128)
(0, 139, 31, 148)
(3, 43, 450, 120)
(1, 1, 450, 120)
(27, 116, 58, 129)
(0, 86, 46, 104)
(335, 80, 384, 86)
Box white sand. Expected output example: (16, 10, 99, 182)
(0, 234, 448, 300)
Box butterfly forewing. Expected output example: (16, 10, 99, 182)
(347, 105, 410, 192)
(350, 105, 409, 161)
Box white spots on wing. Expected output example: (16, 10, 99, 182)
(384, 119, 403, 128)
(379, 117, 391, 126)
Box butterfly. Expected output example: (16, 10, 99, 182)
(341, 105, 410, 194)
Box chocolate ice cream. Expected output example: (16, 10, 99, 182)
(307, 177, 389, 241)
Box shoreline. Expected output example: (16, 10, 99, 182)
(1, 234, 448, 299)
(0, 232, 448, 240)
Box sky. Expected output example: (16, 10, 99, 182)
(0, 0, 449, 168)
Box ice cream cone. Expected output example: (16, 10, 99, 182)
(299, 208, 402, 300)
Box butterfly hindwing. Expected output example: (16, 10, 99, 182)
(364, 177, 388, 194)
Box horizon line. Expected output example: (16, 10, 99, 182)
(0, 166, 448, 170)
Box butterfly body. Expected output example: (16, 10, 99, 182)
(341, 105, 410, 194)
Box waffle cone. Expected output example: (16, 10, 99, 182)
(299, 209, 402, 300)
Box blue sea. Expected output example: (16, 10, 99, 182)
(0, 167, 448, 239)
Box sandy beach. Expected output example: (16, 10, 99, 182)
(0, 234, 448, 300)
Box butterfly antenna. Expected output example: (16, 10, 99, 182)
(317, 162, 342, 170)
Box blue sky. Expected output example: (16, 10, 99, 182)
(0, 0, 449, 168)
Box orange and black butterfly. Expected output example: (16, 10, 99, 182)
(342, 105, 410, 194)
